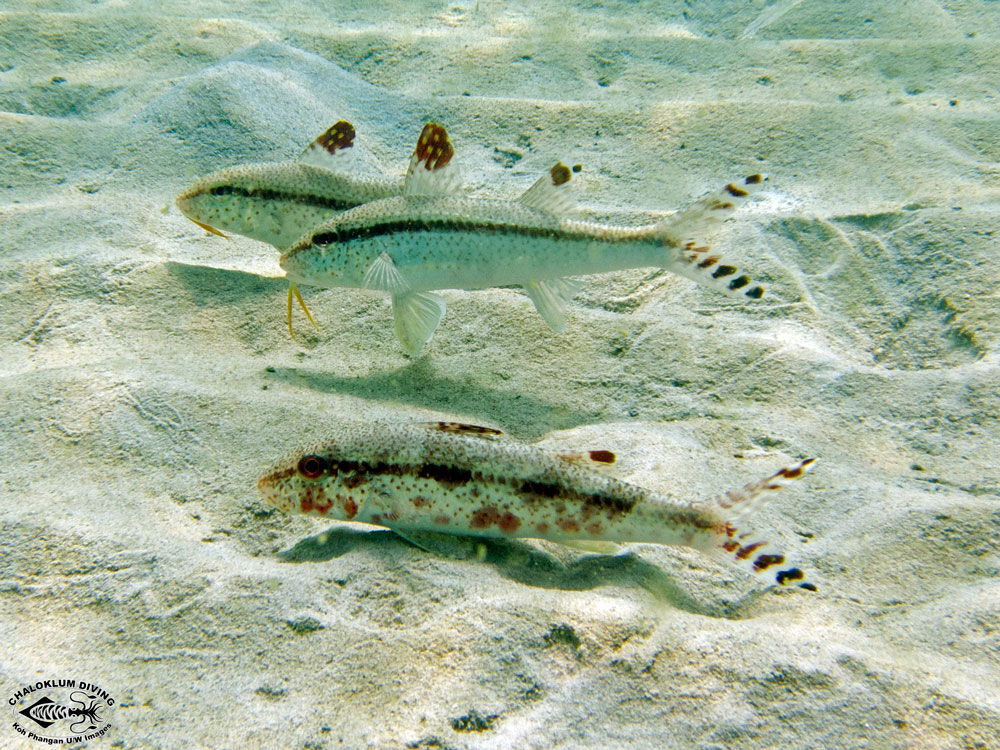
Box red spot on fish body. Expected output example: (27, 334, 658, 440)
(343, 497, 358, 519)
(371, 513, 382, 523)
(411, 495, 431, 508)
(535, 522, 549, 534)
(585, 522, 603, 536)
(434, 515, 451, 526)
(558, 518, 580, 533)
(470, 506, 500, 529)
(498, 513, 521, 534)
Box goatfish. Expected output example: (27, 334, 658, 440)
(279, 122, 771, 355)
(175, 120, 403, 335)
(257, 422, 818, 590)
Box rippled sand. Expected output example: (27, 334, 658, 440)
(1, 2, 999, 747)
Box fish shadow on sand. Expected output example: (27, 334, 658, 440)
(165, 261, 285, 306)
(279, 526, 767, 620)
(264, 359, 601, 441)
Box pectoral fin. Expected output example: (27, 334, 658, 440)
(523, 277, 580, 333)
(392, 291, 446, 355)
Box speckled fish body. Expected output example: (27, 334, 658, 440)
(278, 122, 770, 354)
(176, 160, 402, 249)
(280, 193, 748, 293)
(258, 422, 817, 590)
(175, 120, 402, 250)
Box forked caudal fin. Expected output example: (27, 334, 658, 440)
(702, 457, 818, 590)
(659, 174, 769, 301)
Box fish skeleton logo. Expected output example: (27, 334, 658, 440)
(9, 678, 114, 744)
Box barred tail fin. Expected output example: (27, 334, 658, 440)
(702, 458, 817, 590)
(658, 173, 768, 301)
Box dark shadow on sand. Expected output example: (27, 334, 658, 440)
(165, 261, 284, 306)
(278, 525, 766, 620)
(263, 358, 602, 440)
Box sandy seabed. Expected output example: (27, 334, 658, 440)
(1, 1, 999, 748)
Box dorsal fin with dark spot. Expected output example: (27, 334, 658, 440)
(519, 161, 578, 216)
(404, 122, 462, 196)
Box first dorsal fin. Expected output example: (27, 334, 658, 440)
(519, 162, 578, 216)
(298, 120, 356, 170)
(418, 422, 504, 438)
(404, 122, 462, 196)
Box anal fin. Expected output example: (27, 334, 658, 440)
(523, 277, 580, 333)
(392, 291, 446, 355)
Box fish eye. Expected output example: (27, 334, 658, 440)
(312, 231, 337, 246)
(209, 185, 233, 196)
(297, 455, 327, 479)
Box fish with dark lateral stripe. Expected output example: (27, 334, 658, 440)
(257, 422, 817, 590)
(279, 122, 771, 355)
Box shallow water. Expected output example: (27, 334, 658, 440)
(1, 2, 999, 748)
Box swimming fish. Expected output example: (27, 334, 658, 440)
(257, 422, 817, 590)
(175, 120, 402, 249)
(279, 122, 770, 355)
(175, 120, 403, 335)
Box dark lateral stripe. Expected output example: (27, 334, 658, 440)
(206, 185, 356, 211)
(316, 218, 597, 246)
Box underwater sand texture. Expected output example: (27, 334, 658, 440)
(1, 1, 999, 747)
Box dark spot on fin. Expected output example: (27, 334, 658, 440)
(745, 286, 764, 299)
(555, 450, 617, 466)
(588, 450, 616, 464)
(736, 541, 766, 560)
(725, 183, 749, 197)
(745, 174, 763, 185)
(712, 264, 737, 278)
(698, 256, 718, 269)
(729, 275, 750, 290)
(416, 123, 454, 171)
(799, 582, 818, 591)
(550, 162, 572, 186)
(315, 120, 355, 154)
(753, 553, 785, 571)
(572, 164, 582, 173)
(775, 568, 805, 585)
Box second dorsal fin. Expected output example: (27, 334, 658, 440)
(404, 122, 462, 196)
(519, 162, 578, 216)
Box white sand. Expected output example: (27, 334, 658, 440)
(1, 2, 999, 747)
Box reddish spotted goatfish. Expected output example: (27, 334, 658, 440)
(257, 422, 817, 590)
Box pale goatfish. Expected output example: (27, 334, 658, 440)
(279, 122, 770, 355)
(257, 422, 818, 591)
(175, 120, 403, 336)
